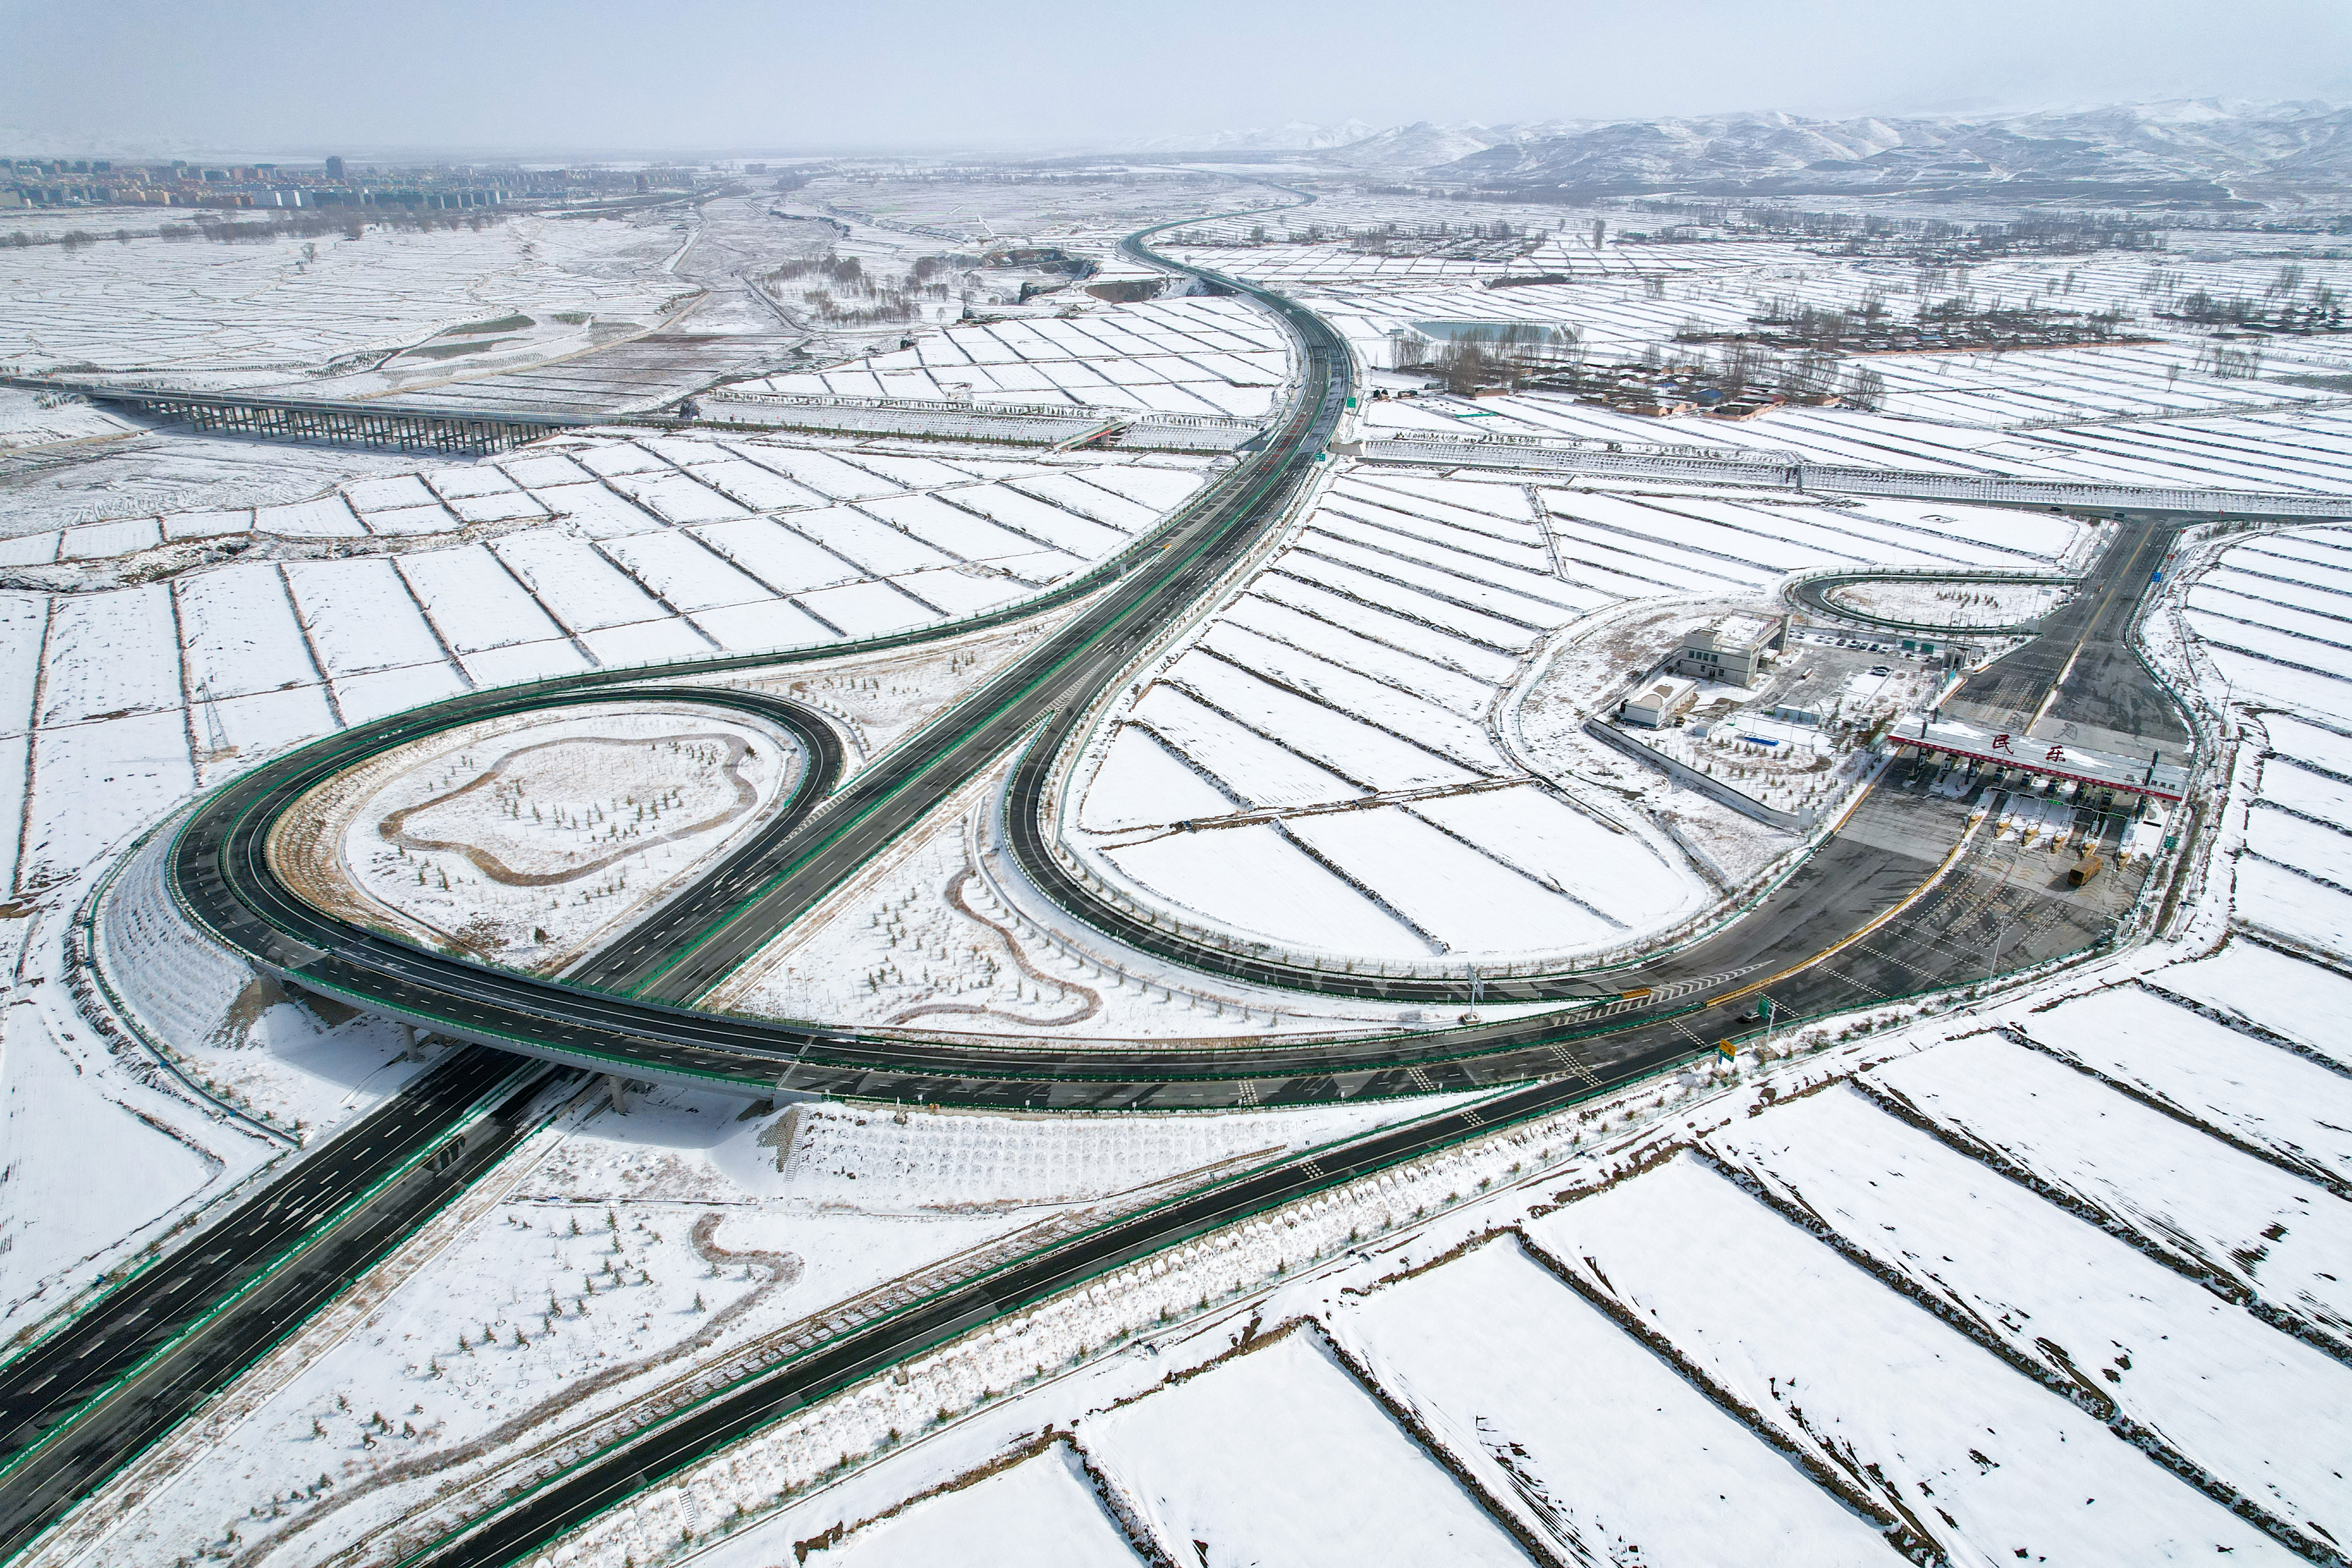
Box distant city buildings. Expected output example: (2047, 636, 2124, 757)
(0, 156, 711, 212)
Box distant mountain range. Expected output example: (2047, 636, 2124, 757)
(1138, 101, 2352, 207)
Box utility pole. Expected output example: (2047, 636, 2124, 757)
(196, 678, 230, 757)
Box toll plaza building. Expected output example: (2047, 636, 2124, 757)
(1906, 715, 2190, 805)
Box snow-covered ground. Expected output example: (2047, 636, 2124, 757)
(1826, 576, 2064, 626)
(0, 429, 1218, 904)
(790, 1444, 1133, 1568)
(25, 171, 2352, 1568)
(282, 704, 804, 974)
(1213, 225, 2352, 497)
(1078, 1329, 1529, 1567)
(1333, 1237, 1892, 1564)
(727, 297, 1291, 419)
(0, 211, 683, 381)
(49, 1071, 1513, 1568)
(1060, 468, 2082, 966)
(546, 899, 2352, 1568)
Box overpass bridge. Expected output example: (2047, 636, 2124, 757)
(0, 375, 588, 455)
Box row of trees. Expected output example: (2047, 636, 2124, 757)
(8, 207, 502, 251)
(2162, 282, 2345, 335)
(757, 248, 965, 325)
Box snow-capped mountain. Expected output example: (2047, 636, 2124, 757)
(1283, 100, 2352, 205)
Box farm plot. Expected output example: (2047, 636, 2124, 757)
(1334, 1238, 1896, 1565)
(2146, 935, 2352, 1071)
(790, 1447, 1136, 1568)
(2235, 853, 2352, 954)
(2245, 791, 2352, 888)
(1071, 463, 2082, 964)
(1076, 1329, 1531, 1568)
(1527, 1154, 2291, 1564)
(731, 296, 1290, 418)
(1867, 1027, 2352, 1356)
(2013, 985, 2352, 1190)
(1709, 1084, 2352, 1548)
(283, 558, 455, 679)
(2189, 532, 2352, 698)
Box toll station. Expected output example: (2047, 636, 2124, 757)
(1903, 714, 2190, 804)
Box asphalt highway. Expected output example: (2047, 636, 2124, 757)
(1942, 515, 2192, 752)
(406, 777, 2122, 1568)
(0, 1049, 560, 1563)
(164, 288, 2191, 1102)
(18, 200, 2205, 1568)
(0, 687, 844, 1558)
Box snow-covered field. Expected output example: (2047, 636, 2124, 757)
(0, 429, 1216, 903)
(53, 1072, 1516, 1568)
(1176, 223, 2352, 498)
(600, 910, 2352, 1568)
(24, 168, 2352, 1568)
(1334, 1238, 1892, 1564)
(0, 211, 683, 380)
(792, 1444, 1133, 1568)
(1064, 469, 2083, 965)
(795, 171, 1248, 247)
(728, 296, 1291, 419)
(1079, 1329, 1530, 1567)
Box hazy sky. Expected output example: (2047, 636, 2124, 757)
(6, 0, 2347, 156)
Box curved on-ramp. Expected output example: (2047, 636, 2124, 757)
(155, 209, 2176, 1112)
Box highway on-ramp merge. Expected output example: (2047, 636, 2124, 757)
(8, 199, 2200, 1568)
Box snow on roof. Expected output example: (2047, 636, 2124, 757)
(1710, 612, 1776, 647)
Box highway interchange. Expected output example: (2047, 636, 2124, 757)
(0, 203, 2226, 1567)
